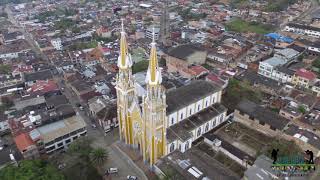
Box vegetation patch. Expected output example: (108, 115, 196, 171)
(222, 78, 262, 112)
(0, 160, 65, 180)
(264, 0, 298, 12)
(225, 19, 275, 34)
(68, 41, 98, 51)
(132, 60, 149, 74)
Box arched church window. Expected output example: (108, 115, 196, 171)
(185, 141, 189, 150)
(170, 143, 175, 152)
(220, 115, 224, 123)
(197, 128, 201, 137)
(205, 123, 209, 132)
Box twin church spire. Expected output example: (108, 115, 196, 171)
(117, 19, 133, 69)
(117, 20, 161, 85)
(146, 28, 162, 85)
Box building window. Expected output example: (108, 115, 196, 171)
(185, 141, 189, 150)
(197, 128, 202, 137)
(57, 142, 63, 147)
(179, 144, 181, 151)
(198, 105, 200, 111)
(170, 143, 175, 152)
(171, 118, 174, 125)
(205, 101, 208, 107)
(219, 115, 224, 123)
(189, 109, 192, 115)
(205, 123, 209, 132)
(212, 120, 216, 127)
(65, 139, 71, 144)
(259, 121, 265, 126)
(73, 136, 78, 140)
(180, 113, 183, 120)
(212, 97, 215, 103)
(46, 146, 55, 151)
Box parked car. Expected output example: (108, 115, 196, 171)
(91, 124, 97, 128)
(106, 167, 118, 174)
(127, 175, 138, 180)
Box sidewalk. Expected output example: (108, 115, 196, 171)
(115, 142, 158, 180)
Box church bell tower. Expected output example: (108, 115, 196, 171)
(142, 28, 167, 165)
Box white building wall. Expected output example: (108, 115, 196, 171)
(187, 103, 195, 117)
(204, 96, 211, 108)
(195, 99, 203, 113)
(178, 108, 187, 122)
(167, 113, 177, 126)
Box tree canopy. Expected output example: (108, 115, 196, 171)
(0, 160, 65, 180)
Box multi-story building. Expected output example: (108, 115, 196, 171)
(38, 116, 87, 154)
(258, 57, 287, 79)
(292, 68, 317, 88)
(116, 24, 227, 166)
(50, 38, 63, 50)
(145, 26, 160, 40)
(284, 23, 320, 38)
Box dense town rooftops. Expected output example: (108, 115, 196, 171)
(24, 70, 53, 82)
(236, 100, 290, 130)
(156, 146, 239, 180)
(166, 80, 221, 114)
(167, 44, 206, 61)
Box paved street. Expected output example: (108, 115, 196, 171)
(4, 6, 147, 179)
(58, 77, 147, 180)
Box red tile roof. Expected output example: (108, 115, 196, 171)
(14, 133, 35, 152)
(295, 68, 317, 80)
(206, 73, 224, 85)
(189, 65, 209, 76)
(28, 80, 59, 94)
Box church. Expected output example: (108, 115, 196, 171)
(115, 22, 227, 166)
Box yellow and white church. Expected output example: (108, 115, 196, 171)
(115, 22, 227, 166)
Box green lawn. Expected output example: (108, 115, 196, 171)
(225, 19, 274, 34)
(222, 79, 263, 112)
(132, 60, 149, 74)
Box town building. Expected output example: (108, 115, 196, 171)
(284, 23, 320, 38)
(145, 26, 160, 40)
(50, 38, 63, 50)
(292, 68, 317, 88)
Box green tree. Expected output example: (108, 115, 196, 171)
(1, 96, 14, 108)
(0, 160, 65, 180)
(298, 105, 306, 114)
(68, 137, 108, 173)
(313, 58, 320, 69)
(132, 60, 149, 74)
(90, 148, 108, 172)
(0, 64, 12, 74)
(68, 137, 93, 162)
